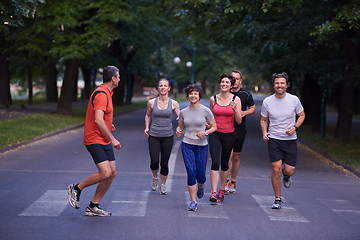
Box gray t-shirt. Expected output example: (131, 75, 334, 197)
(261, 93, 304, 140)
(179, 104, 214, 146)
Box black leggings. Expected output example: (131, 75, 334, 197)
(209, 131, 235, 171)
(148, 135, 174, 176)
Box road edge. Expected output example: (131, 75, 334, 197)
(298, 139, 360, 178)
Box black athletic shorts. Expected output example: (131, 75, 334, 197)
(85, 143, 115, 165)
(233, 128, 247, 153)
(268, 138, 297, 167)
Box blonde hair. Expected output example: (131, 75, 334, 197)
(147, 88, 159, 100)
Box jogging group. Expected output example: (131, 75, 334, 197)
(67, 66, 305, 216)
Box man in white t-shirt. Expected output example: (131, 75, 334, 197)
(260, 72, 305, 209)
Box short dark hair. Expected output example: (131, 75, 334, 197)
(231, 70, 242, 78)
(272, 72, 289, 85)
(185, 83, 203, 99)
(219, 73, 236, 86)
(103, 66, 119, 83)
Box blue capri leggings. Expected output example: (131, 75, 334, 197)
(181, 142, 208, 186)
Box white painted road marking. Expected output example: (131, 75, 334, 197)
(252, 195, 309, 223)
(111, 191, 149, 217)
(18, 190, 68, 217)
(317, 198, 360, 224)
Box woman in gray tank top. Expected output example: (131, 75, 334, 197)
(144, 79, 180, 195)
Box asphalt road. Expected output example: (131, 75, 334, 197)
(0, 98, 359, 240)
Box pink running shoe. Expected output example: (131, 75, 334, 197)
(209, 190, 217, 202)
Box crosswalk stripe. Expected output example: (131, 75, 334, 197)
(317, 198, 360, 224)
(111, 191, 149, 217)
(186, 192, 229, 219)
(18, 190, 68, 217)
(252, 195, 309, 223)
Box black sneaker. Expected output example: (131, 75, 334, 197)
(271, 198, 282, 209)
(67, 184, 80, 209)
(197, 186, 204, 199)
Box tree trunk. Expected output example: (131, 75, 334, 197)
(300, 73, 321, 133)
(45, 63, 58, 102)
(81, 66, 92, 100)
(27, 65, 33, 105)
(335, 76, 354, 140)
(110, 39, 136, 106)
(113, 64, 126, 106)
(57, 59, 80, 115)
(335, 30, 357, 140)
(125, 72, 134, 105)
(72, 68, 78, 102)
(0, 53, 12, 107)
(201, 76, 208, 95)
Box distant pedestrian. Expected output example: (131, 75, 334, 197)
(144, 78, 180, 195)
(208, 74, 242, 203)
(260, 72, 305, 209)
(176, 84, 217, 211)
(67, 66, 122, 216)
(226, 70, 256, 194)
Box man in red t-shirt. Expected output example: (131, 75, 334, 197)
(68, 66, 121, 216)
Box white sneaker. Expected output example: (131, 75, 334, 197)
(160, 184, 167, 195)
(271, 198, 282, 209)
(151, 178, 158, 191)
(85, 206, 111, 216)
(283, 175, 292, 188)
(67, 184, 80, 209)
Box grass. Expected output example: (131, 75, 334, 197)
(0, 100, 147, 148)
(298, 125, 360, 173)
(0, 113, 84, 147)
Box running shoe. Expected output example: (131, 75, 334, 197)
(67, 184, 80, 209)
(209, 191, 217, 202)
(85, 206, 112, 216)
(187, 201, 198, 211)
(283, 174, 292, 188)
(197, 186, 204, 199)
(151, 178, 158, 191)
(225, 179, 230, 194)
(160, 184, 167, 195)
(271, 198, 283, 209)
(216, 189, 225, 202)
(228, 180, 236, 193)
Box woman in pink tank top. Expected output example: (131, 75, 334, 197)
(208, 73, 242, 203)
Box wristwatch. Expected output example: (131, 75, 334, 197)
(293, 125, 299, 130)
(205, 131, 209, 136)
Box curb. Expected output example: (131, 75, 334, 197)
(298, 139, 360, 178)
